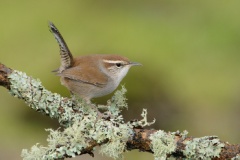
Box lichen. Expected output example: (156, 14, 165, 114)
(8, 70, 81, 127)
(149, 130, 176, 160)
(21, 144, 47, 160)
(98, 85, 128, 117)
(44, 121, 91, 159)
(183, 136, 224, 159)
(172, 130, 189, 139)
(96, 87, 134, 159)
(232, 154, 240, 160)
(6, 70, 227, 160)
(131, 108, 155, 128)
(21, 86, 133, 160)
(100, 140, 126, 160)
(98, 122, 132, 159)
(21, 119, 91, 159)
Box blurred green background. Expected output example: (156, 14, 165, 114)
(1, 1, 240, 159)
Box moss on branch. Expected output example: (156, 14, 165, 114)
(1, 63, 240, 159)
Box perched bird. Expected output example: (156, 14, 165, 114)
(49, 22, 141, 102)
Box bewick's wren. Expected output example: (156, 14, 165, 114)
(49, 22, 141, 102)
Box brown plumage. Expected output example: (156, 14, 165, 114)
(49, 22, 141, 102)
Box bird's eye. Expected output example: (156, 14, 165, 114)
(116, 63, 122, 68)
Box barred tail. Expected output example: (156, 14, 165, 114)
(49, 21, 73, 72)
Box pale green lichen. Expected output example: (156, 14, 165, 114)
(11, 70, 226, 160)
(8, 70, 84, 127)
(96, 87, 134, 159)
(98, 129, 130, 159)
(44, 121, 92, 159)
(179, 130, 189, 139)
(110, 85, 128, 110)
(232, 154, 240, 160)
(21, 144, 47, 160)
(131, 108, 155, 128)
(21, 86, 133, 160)
(149, 130, 176, 160)
(100, 140, 126, 160)
(42, 116, 132, 160)
(98, 119, 133, 159)
(96, 89, 156, 159)
(183, 136, 224, 159)
(8, 70, 226, 160)
(172, 130, 189, 140)
(22, 118, 94, 159)
(98, 85, 128, 117)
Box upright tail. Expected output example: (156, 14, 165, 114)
(49, 21, 73, 73)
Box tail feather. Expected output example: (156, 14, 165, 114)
(49, 21, 73, 72)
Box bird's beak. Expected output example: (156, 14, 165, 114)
(129, 62, 142, 66)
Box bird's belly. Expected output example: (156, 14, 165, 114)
(61, 77, 118, 99)
(90, 82, 118, 98)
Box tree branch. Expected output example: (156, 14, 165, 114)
(1, 63, 240, 160)
(0, 63, 11, 89)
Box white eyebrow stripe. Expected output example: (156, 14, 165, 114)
(103, 60, 125, 64)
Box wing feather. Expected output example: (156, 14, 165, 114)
(58, 66, 107, 88)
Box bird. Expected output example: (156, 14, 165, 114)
(49, 21, 141, 102)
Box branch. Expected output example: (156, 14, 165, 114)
(1, 63, 240, 160)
